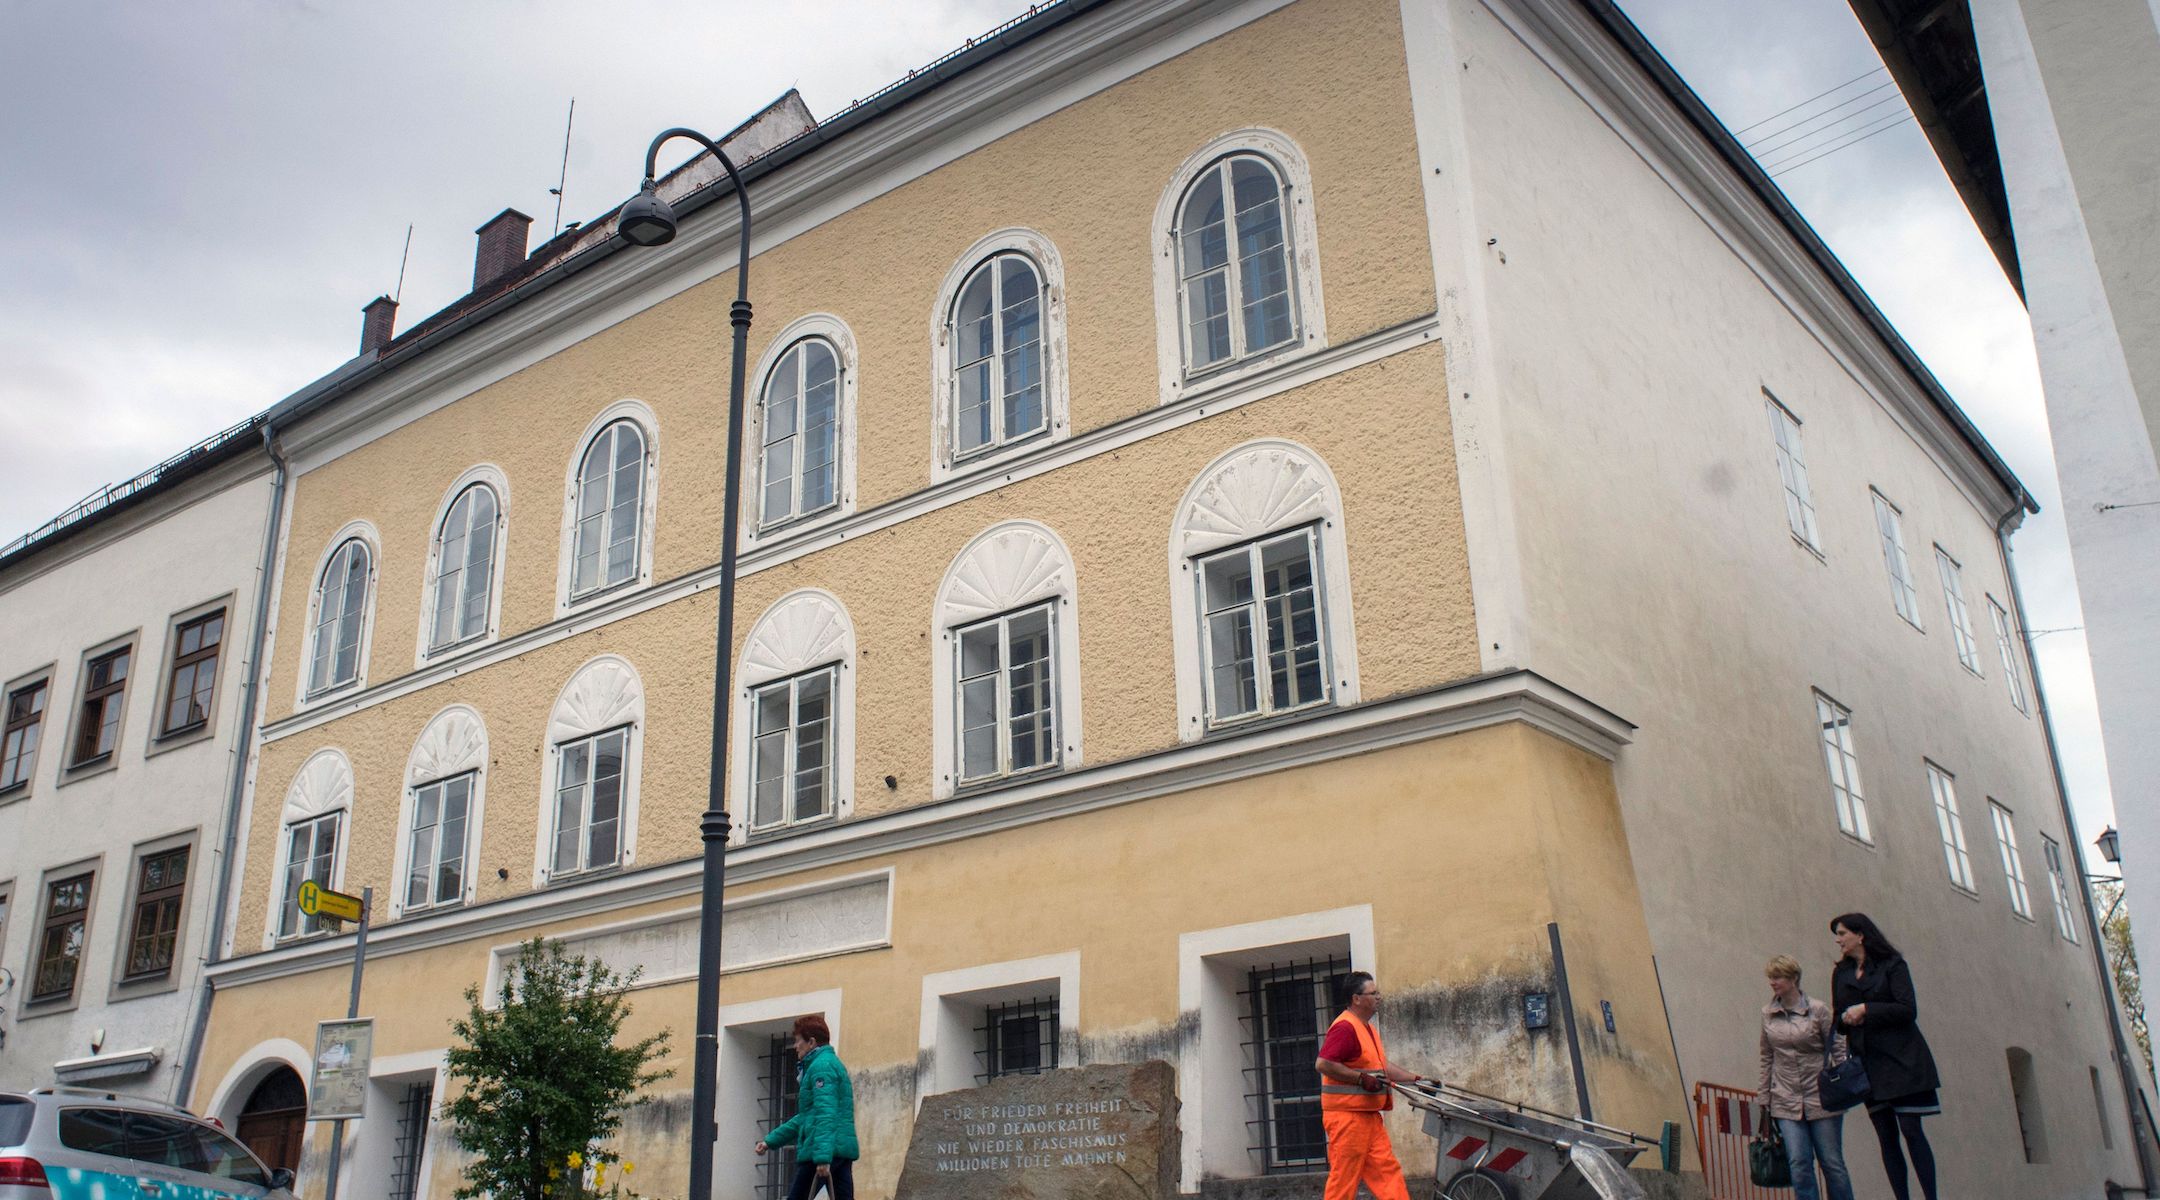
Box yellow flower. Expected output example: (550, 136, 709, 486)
(623, 1162, 635, 1174)
(593, 1164, 608, 1188)
(548, 1167, 561, 1180)
(567, 1151, 584, 1169)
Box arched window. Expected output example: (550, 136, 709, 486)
(759, 339, 843, 528)
(426, 481, 502, 654)
(1168, 440, 1359, 740)
(1152, 131, 1326, 401)
(930, 521, 1084, 798)
(932, 230, 1070, 480)
(307, 534, 374, 698)
(734, 590, 856, 838)
(951, 254, 1046, 460)
(272, 749, 351, 943)
(394, 705, 488, 916)
(536, 656, 644, 884)
(569, 419, 648, 601)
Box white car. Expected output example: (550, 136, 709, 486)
(0, 1087, 297, 1200)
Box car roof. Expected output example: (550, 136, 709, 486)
(7, 1088, 216, 1122)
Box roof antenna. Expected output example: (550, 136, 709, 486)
(550, 97, 576, 238)
(392, 224, 413, 305)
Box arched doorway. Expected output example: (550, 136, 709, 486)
(236, 1065, 307, 1178)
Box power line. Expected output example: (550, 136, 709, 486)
(1768, 112, 1917, 176)
(1751, 92, 1908, 160)
(1744, 81, 1899, 149)
(1731, 65, 1888, 135)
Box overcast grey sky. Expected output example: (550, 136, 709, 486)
(0, 0, 2115, 844)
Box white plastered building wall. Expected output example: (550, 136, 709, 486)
(915, 950, 1082, 1105)
(1398, 0, 2136, 1189)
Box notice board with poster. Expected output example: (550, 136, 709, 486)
(308, 1018, 374, 1120)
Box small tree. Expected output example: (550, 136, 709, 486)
(2097, 880, 2151, 1068)
(444, 938, 672, 1200)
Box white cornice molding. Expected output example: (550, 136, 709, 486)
(279, 0, 1294, 476)
(210, 669, 1628, 989)
(257, 315, 1441, 745)
(1484, 0, 2018, 519)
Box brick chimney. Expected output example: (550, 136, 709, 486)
(359, 295, 398, 357)
(473, 208, 533, 291)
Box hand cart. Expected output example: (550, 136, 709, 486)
(1391, 1080, 1659, 1200)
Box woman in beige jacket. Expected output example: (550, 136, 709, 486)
(1759, 955, 1856, 1200)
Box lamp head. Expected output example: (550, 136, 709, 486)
(2098, 825, 2122, 866)
(617, 179, 678, 247)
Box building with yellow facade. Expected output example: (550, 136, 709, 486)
(182, 0, 2138, 1197)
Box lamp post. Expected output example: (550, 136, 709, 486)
(617, 127, 752, 1200)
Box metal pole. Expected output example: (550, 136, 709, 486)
(321, 888, 370, 1200)
(1548, 922, 1593, 1121)
(638, 127, 752, 1200)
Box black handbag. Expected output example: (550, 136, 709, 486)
(1749, 1109, 1792, 1188)
(1818, 1026, 1872, 1112)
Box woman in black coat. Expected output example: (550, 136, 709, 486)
(1830, 913, 1941, 1200)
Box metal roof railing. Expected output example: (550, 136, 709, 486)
(1, 412, 264, 562)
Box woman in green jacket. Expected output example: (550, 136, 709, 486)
(754, 1014, 859, 1199)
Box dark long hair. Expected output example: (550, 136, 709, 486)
(1830, 912, 1900, 964)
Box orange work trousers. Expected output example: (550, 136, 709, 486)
(1322, 1110, 1413, 1200)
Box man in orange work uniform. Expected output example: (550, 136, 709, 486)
(1314, 971, 1425, 1200)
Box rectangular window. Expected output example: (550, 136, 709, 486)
(955, 603, 1059, 784)
(552, 728, 628, 877)
(1244, 954, 1350, 1173)
(72, 646, 132, 764)
(1871, 492, 1922, 628)
(124, 846, 190, 980)
(1989, 598, 2031, 714)
(1766, 395, 1820, 550)
(404, 774, 473, 911)
(749, 667, 837, 833)
(755, 1034, 802, 1200)
(278, 813, 341, 939)
(1, 679, 46, 791)
(388, 1080, 434, 1200)
(976, 996, 1059, 1084)
(1197, 527, 1329, 728)
(2042, 835, 2079, 943)
(1934, 550, 1981, 674)
(1925, 763, 1975, 891)
(1814, 692, 1870, 842)
(1992, 801, 2034, 919)
(32, 871, 93, 1001)
(163, 610, 226, 734)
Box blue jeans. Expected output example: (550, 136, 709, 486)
(1777, 1115, 1855, 1200)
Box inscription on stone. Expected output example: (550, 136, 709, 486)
(897, 1060, 1179, 1199)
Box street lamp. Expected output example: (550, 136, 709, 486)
(617, 126, 753, 1200)
(2099, 825, 2122, 867)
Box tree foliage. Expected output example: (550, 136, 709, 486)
(2097, 880, 2151, 1068)
(443, 938, 673, 1200)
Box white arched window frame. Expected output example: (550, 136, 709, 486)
(929, 229, 1072, 483)
(534, 655, 644, 886)
(1151, 130, 1327, 405)
(931, 521, 1084, 799)
(417, 466, 510, 664)
(297, 521, 381, 706)
(731, 589, 857, 842)
(557, 401, 659, 613)
(391, 704, 489, 918)
(267, 748, 352, 946)
(746, 315, 859, 541)
(1168, 440, 1359, 741)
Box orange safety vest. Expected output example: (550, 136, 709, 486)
(1318, 1010, 1392, 1112)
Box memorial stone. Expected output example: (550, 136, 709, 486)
(896, 1060, 1180, 1199)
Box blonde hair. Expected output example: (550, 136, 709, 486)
(1765, 955, 1802, 982)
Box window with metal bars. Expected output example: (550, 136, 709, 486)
(755, 1034, 802, 1200)
(388, 1080, 433, 1200)
(1241, 954, 1349, 1173)
(974, 996, 1059, 1084)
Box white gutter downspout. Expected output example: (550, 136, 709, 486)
(1994, 497, 2158, 1195)
(171, 423, 288, 1109)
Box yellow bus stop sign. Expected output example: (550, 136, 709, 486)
(297, 879, 365, 923)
